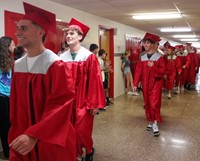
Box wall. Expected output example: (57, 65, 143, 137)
(0, 0, 178, 98)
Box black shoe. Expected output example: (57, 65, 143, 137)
(85, 148, 95, 161)
(106, 101, 110, 106)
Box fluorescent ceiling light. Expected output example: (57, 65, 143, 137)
(190, 42, 200, 48)
(132, 13, 182, 20)
(160, 28, 191, 32)
(173, 35, 196, 38)
(56, 18, 62, 22)
(180, 39, 198, 41)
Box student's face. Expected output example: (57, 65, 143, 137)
(9, 40, 15, 53)
(65, 30, 82, 45)
(93, 48, 99, 55)
(15, 19, 44, 49)
(179, 48, 184, 52)
(167, 48, 172, 55)
(143, 41, 154, 51)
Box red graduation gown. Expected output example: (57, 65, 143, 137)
(163, 55, 181, 90)
(134, 52, 165, 123)
(60, 47, 105, 156)
(9, 50, 76, 161)
(176, 52, 190, 86)
(187, 52, 199, 84)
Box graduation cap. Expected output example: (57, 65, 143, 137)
(23, 2, 56, 33)
(175, 45, 185, 50)
(142, 32, 161, 43)
(163, 41, 170, 47)
(168, 45, 175, 51)
(68, 18, 90, 41)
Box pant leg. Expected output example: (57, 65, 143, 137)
(0, 96, 10, 158)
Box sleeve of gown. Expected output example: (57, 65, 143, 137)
(185, 54, 191, 68)
(152, 57, 166, 79)
(84, 54, 106, 109)
(176, 57, 182, 74)
(134, 59, 142, 87)
(24, 61, 75, 147)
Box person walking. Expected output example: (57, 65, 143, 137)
(8, 3, 76, 161)
(60, 18, 105, 161)
(133, 33, 166, 136)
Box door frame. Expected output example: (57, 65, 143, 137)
(99, 25, 114, 98)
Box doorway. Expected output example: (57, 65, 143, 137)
(99, 26, 114, 98)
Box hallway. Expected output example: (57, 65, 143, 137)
(92, 73, 200, 161)
(1, 74, 200, 161)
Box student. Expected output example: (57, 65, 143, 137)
(163, 45, 181, 99)
(133, 33, 166, 136)
(89, 43, 99, 55)
(8, 3, 76, 161)
(185, 43, 198, 90)
(98, 49, 113, 106)
(121, 50, 139, 95)
(0, 36, 15, 159)
(60, 18, 105, 161)
(175, 45, 190, 94)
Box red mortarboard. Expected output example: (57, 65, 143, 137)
(178, 45, 184, 49)
(68, 18, 90, 41)
(23, 2, 56, 33)
(164, 41, 170, 47)
(143, 32, 161, 43)
(168, 45, 175, 51)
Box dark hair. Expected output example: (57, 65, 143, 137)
(14, 46, 25, 60)
(0, 36, 14, 72)
(98, 49, 106, 56)
(142, 38, 155, 44)
(89, 43, 98, 52)
(32, 22, 46, 42)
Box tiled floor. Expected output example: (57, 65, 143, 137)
(1, 73, 200, 161)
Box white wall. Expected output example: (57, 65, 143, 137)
(0, 0, 178, 98)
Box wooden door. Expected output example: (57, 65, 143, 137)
(99, 27, 114, 98)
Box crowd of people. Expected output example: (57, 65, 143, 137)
(122, 32, 200, 137)
(0, 2, 200, 161)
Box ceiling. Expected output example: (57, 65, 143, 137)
(49, 0, 200, 47)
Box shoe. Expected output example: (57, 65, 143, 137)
(127, 91, 133, 95)
(99, 107, 107, 111)
(85, 148, 95, 161)
(174, 90, 180, 94)
(167, 94, 171, 99)
(106, 101, 110, 106)
(132, 91, 139, 96)
(152, 124, 160, 136)
(127, 91, 139, 96)
(146, 124, 153, 131)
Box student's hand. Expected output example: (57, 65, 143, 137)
(182, 65, 186, 69)
(90, 109, 99, 115)
(164, 75, 167, 80)
(148, 60, 154, 67)
(109, 68, 114, 73)
(9, 134, 37, 155)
